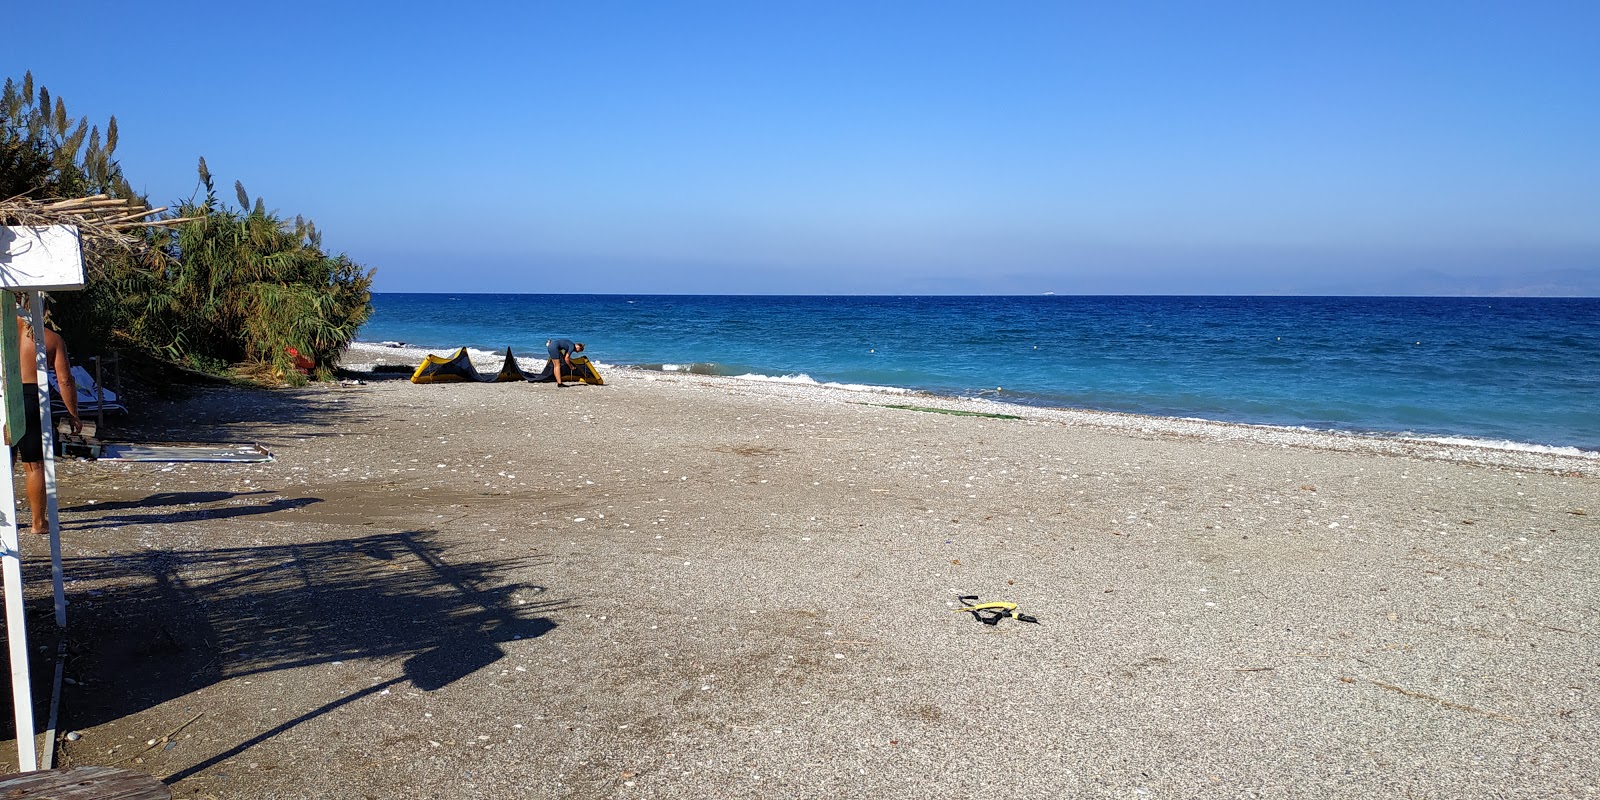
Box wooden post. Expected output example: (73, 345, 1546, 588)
(0, 472, 34, 773)
(0, 301, 36, 772)
(27, 294, 66, 630)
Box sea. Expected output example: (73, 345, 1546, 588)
(359, 294, 1600, 454)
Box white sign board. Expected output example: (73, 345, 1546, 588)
(0, 226, 85, 290)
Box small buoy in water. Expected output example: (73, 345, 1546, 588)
(996, 387, 1002, 392)
(869, 348, 875, 353)
(1415, 341, 1421, 345)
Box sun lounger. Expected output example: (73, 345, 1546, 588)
(48, 365, 127, 415)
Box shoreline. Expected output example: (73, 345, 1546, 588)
(343, 340, 1600, 477)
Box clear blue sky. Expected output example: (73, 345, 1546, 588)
(12, 1, 1599, 294)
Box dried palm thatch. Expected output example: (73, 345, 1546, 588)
(0, 193, 191, 265)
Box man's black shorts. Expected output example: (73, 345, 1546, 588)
(15, 384, 42, 464)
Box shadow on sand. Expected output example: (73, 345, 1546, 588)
(60, 491, 277, 513)
(61, 494, 324, 531)
(36, 530, 562, 781)
(109, 383, 378, 444)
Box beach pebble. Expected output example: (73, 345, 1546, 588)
(65, 731, 81, 741)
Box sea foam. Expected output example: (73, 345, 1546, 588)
(730, 371, 912, 394)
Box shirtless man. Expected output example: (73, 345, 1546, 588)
(14, 306, 80, 534)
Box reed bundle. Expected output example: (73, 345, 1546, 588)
(0, 193, 192, 254)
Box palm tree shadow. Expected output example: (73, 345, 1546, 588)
(66, 495, 323, 531)
(42, 530, 562, 781)
(60, 491, 275, 514)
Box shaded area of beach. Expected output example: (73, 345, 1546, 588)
(1, 357, 1594, 798)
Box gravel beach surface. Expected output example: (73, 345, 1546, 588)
(6, 341, 1596, 799)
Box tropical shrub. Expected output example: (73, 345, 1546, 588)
(2, 72, 373, 384)
(100, 160, 373, 383)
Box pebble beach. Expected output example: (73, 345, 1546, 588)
(8, 340, 1597, 798)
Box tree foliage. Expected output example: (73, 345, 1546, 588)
(126, 160, 373, 380)
(0, 71, 132, 200)
(1, 72, 374, 384)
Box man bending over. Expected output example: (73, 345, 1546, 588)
(546, 338, 585, 387)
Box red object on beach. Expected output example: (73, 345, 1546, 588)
(286, 346, 314, 373)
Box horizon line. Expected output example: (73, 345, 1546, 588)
(368, 291, 1600, 299)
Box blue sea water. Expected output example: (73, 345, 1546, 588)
(360, 294, 1600, 452)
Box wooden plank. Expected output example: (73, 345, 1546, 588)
(0, 766, 170, 799)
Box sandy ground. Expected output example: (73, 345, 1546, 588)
(2, 343, 1596, 799)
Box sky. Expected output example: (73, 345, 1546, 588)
(10, 1, 1599, 295)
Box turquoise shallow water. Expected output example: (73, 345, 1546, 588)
(360, 294, 1600, 452)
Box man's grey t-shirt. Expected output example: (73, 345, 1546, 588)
(547, 339, 577, 360)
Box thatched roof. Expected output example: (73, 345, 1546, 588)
(0, 193, 189, 257)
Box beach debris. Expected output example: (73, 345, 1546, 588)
(113, 712, 204, 764)
(1368, 679, 1516, 723)
(65, 731, 81, 741)
(954, 595, 1040, 625)
(1570, 509, 1587, 516)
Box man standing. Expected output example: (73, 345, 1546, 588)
(14, 308, 80, 534)
(546, 338, 585, 388)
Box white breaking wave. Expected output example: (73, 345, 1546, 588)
(731, 372, 912, 394)
(1415, 436, 1599, 459)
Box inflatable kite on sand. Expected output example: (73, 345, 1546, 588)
(410, 347, 604, 385)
